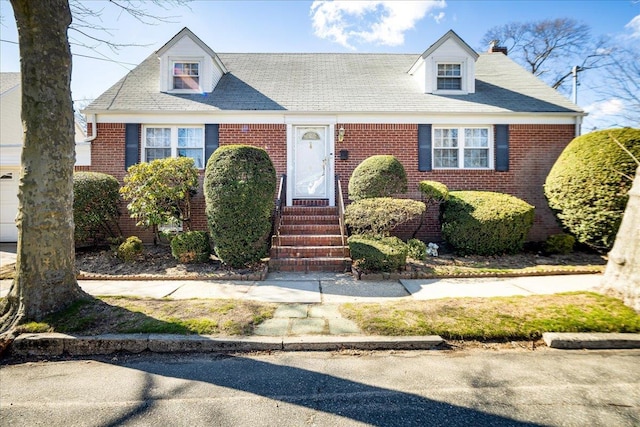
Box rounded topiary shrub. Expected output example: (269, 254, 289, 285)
(419, 180, 449, 204)
(348, 155, 407, 201)
(117, 236, 143, 262)
(73, 171, 121, 246)
(348, 235, 408, 272)
(204, 145, 276, 268)
(544, 233, 575, 255)
(441, 191, 535, 255)
(170, 231, 211, 264)
(345, 197, 425, 236)
(544, 128, 640, 250)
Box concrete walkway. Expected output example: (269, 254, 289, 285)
(1, 272, 604, 337)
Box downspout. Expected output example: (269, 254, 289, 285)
(575, 114, 582, 138)
(84, 113, 97, 142)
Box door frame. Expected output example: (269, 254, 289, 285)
(286, 123, 335, 207)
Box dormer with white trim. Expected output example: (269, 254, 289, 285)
(157, 27, 228, 94)
(409, 30, 479, 95)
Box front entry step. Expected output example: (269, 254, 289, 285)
(269, 205, 351, 273)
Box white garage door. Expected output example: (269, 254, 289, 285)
(0, 168, 19, 242)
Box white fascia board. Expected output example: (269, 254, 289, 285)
(92, 110, 584, 126)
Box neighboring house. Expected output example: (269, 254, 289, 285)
(0, 72, 90, 242)
(82, 28, 584, 243)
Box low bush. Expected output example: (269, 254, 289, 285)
(73, 172, 121, 246)
(407, 238, 427, 260)
(170, 231, 211, 263)
(345, 197, 425, 237)
(348, 155, 407, 201)
(441, 191, 535, 255)
(348, 235, 408, 272)
(117, 236, 143, 262)
(204, 145, 276, 268)
(544, 233, 575, 255)
(419, 180, 449, 205)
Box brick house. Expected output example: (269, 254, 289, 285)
(81, 28, 583, 269)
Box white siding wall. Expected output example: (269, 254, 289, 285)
(0, 87, 22, 147)
(424, 38, 476, 94)
(1, 84, 91, 167)
(158, 36, 224, 93)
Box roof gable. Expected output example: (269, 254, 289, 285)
(419, 29, 479, 61)
(156, 27, 227, 74)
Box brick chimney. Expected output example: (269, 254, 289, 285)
(488, 40, 508, 55)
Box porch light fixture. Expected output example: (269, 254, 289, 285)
(338, 126, 345, 142)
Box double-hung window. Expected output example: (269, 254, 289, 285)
(433, 127, 491, 169)
(143, 126, 205, 168)
(173, 62, 200, 90)
(437, 63, 462, 90)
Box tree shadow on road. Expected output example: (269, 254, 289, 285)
(103, 353, 542, 427)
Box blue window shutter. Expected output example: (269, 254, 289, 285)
(495, 124, 509, 172)
(204, 124, 219, 166)
(418, 124, 432, 172)
(125, 124, 140, 170)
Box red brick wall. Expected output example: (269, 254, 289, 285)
(334, 123, 574, 241)
(83, 122, 572, 243)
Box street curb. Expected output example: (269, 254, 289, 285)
(9, 333, 444, 357)
(543, 332, 640, 349)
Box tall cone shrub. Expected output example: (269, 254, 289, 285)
(204, 145, 276, 268)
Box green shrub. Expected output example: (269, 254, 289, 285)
(73, 172, 121, 246)
(348, 235, 408, 272)
(407, 238, 427, 260)
(544, 128, 640, 250)
(348, 155, 407, 201)
(544, 233, 575, 255)
(204, 145, 276, 268)
(441, 191, 535, 255)
(345, 197, 425, 236)
(120, 157, 199, 243)
(117, 236, 143, 262)
(170, 231, 211, 263)
(419, 180, 449, 205)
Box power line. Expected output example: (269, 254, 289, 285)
(0, 39, 138, 67)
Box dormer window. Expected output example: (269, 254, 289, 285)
(172, 62, 200, 90)
(437, 63, 462, 90)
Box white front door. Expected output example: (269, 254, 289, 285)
(292, 126, 331, 199)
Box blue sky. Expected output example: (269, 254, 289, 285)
(1, 0, 638, 130)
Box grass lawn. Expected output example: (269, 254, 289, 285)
(340, 292, 640, 340)
(13, 292, 640, 341)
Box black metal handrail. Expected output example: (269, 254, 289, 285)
(272, 174, 287, 246)
(335, 174, 347, 247)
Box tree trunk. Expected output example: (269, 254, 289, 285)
(1, 0, 86, 339)
(600, 165, 640, 312)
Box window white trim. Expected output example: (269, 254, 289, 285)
(142, 125, 206, 169)
(432, 57, 469, 95)
(168, 58, 203, 93)
(432, 125, 493, 170)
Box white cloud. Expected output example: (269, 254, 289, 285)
(584, 98, 624, 119)
(310, 0, 446, 49)
(625, 14, 640, 38)
(431, 12, 445, 24)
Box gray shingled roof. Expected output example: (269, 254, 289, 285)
(0, 72, 21, 95)
(87, 52, 582, 114)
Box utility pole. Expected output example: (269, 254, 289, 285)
(572, 65, 583, 105)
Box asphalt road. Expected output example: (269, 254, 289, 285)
(1, 348, 639, 426)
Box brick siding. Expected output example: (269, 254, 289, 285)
(82, 122, 572, 243)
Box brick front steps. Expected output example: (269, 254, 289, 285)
(269, 205, 351, 273)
